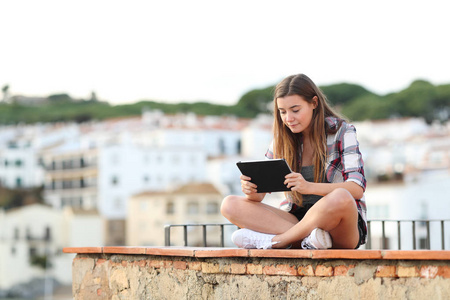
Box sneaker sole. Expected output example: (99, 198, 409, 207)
(312, 228, 332, 249)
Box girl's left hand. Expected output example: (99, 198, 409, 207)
(284, 172, 311, 194)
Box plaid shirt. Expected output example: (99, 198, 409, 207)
(265, 116, 367, 229)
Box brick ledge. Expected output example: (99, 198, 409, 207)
(62, 247, 450, 260)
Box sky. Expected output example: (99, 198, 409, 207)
(1, 0, 449, 106)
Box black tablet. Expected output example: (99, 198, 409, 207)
(236, 159, 293, 193)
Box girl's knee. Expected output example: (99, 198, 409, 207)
(326, 188, 355, 211)
(220, 195, 240, 218)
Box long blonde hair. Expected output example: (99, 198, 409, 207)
(273, 74, 344, 206)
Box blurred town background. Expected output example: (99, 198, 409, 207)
(0, 80, 449, 299)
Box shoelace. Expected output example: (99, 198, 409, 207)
(244, 234, 276, 249)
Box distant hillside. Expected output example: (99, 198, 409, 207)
(0, 80, 449, 124)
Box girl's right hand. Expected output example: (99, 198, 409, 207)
(240, 175, 258, 196)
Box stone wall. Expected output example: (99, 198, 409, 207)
(67, 247, 450, 300)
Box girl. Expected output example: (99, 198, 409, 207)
(221, 74, 367, 249)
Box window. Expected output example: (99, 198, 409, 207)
(29, 247, 37, 257)
(45, 227, 51, 241)
(15, 159, 23, 167)
(219, 139, 226, 154)
(206, 202, 219, 214)
(166, 201, 175, 215)
(111, 176, 119, 186)
(14, 227, 19, 240)
(16, 177, 22, 188)
(237, 140, 242, 154)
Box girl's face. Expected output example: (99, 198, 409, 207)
(276, 95, 317, 135)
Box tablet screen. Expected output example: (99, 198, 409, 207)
(236, 159, 292, 193)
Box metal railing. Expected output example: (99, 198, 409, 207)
(164, 223, 237, 247)
(164, 219, 450, 250)
(366, 219, 449, 250)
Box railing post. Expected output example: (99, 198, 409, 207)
(220, 224, 225, 247)
(183, 225, 188, 247)
(164, 225, 171, 247)
(202, 225, 207, 247)
(412, 221, 416, 250)
(426, 221, 430, 249)
(366, 221, 371, 249)
(441, 220, 445, 250)
(397, 221, 401, 250)
(382, 220, 386, 249)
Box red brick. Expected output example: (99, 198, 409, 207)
(97, 288, 102, 296)
(246, 263, 263, 275)
(202, 262, 220, 273)
(376, 265, 397, 278)
(298, 265, 315, 276)
(263, 264, 297, 276)
(96, 258, 107, 267)
(420, 266, 438, 279)
(188, 261, 202, 271)
(162, 260, 173, 269)
(173, 261, 187, 270)
(315, 265, 333, 277)
(138, 260, 147, 268)
(397, 266, 420, 277)
(437, 266, 450, 278)
(231, 263, 246, 274)
(149, 260, 162, 269)
(334, 265, 355, 276)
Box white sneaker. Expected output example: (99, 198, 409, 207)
(231, 228, 278, 249)
(301, 228, 332, 250)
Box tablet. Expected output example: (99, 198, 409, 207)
(236, 159, 293, 193)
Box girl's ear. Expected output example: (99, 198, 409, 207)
(312, 96, 318, 109)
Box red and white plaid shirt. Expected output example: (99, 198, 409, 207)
(265, 116, 367, 228)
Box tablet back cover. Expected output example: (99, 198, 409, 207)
(236, 159, 292, 193)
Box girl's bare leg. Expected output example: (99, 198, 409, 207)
(221, 195, 299, 234)
(272, 188, 360, 249)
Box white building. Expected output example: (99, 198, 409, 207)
(0, 204, 104, 291)
(126, 183, 228, 247)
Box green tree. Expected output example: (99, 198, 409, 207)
(342, 95, 390, 121)
(320, 83, 375, 106)
(47, 93, 73, 102)
(234, 86, 275, 118)
(434, 84, 450, 121)
(387, 80, 436, 122)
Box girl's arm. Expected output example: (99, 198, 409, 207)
(285, 173, 364, 200)
(306, 180, 364, 200)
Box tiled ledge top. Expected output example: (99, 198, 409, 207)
(62, 247, 450, 260)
